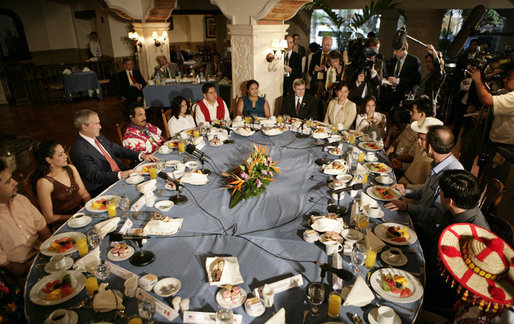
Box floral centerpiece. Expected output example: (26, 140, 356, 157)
(223, 143, 281, 208)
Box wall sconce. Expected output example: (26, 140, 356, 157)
(153, 31, 168, 47)
(266, 39, 288, 72)
(128, 32, 142, 47)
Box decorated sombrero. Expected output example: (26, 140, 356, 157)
(438, 223, 514, 312)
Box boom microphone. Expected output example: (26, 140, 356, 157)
(314, 262, 353, 281)
(157, 171, 182, 188)
(447, 5, 486, 58)
(333, 183, 364, 195)
(186, 144, 211, 160)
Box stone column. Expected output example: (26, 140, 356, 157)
(405, 9, 446, 76)
(133, 22, 170, 80)
(228, 24, 289, 115)
(378, 10, 400, 61)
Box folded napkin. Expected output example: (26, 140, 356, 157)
(144, 218, 183, 235)
(231, 120, 244, 128)
(310, 216, 344, 233)
(74, 247, 100, 274)
(181, 172, 209, 185)
(355, 163, 367, 175)
(62, 69, 72, 74)
(82, 67, 91, 72)
(365, 228, 386, 252)
(264, 308, 285, 324)
(206, 256, 244, 286)
(342, 275, 374, 306)
(137, 179, 156, 194)
(93, 283, 125, 312)
(94, 217, 120, 239)
(361, 192, 378, 209)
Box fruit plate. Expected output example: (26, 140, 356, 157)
(216, 288, 247, 309)
(358, 141, 383, 151)
(135, 162, 165, 175)
(364, 162, 392, 174)
(84, 195, 121, 213)
(40, 232, 87, 257)
(374, 223, 418, 246)
(370, 268, 423, 303)
(366, 186, 401, 202)
(29, 270, 86, 306)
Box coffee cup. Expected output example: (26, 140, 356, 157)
(46, 309, 69, 324)
(376, 306, 395, 324)
(71, 213, 87, 226)
(388, 248, 403, 263)
(50, 255, 67, 270)
(262, 284, 275, 308)
(129, 172, 139, 178)
(325, 242, 343, 256)
(367, 205, 380, 217)
(159, 146, 170, 154)
(124, 275, 138, 298)
(366, 151, 376, 160)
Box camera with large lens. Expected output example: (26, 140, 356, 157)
(348, 38, 377, 76)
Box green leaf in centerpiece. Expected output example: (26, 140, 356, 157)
(229, 190, 244, 209)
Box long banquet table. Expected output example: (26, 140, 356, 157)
(25, 129, 425, 323)
(143, 83, 231, 108)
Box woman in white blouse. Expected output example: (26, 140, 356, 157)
(355, 96, 387, 139)
(324, 82, 357, 129)
(168, 96, 196, 137)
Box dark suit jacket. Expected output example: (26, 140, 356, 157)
(70, 133, 140, 196)
(387, 53, 421, 97)
(282, 93, 316, 120)
(117, 69, 146, 100)
(283, 51, 302, 95)
(308, 50, 330, 90)
(349, 57, 384, 105)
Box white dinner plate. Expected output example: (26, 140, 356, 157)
(370, 268, 423, 303)
(166, 160, 181, 167)
(40, 232, 87, 257)
(366, 186, 402, 202)
(153, 277, 181, 297)
(364, 162, 392, 174)
(341, 228, 364, 243)
(107, 246, 135, 262)
(374, 223, 418, 246)
(184, 161, 201, 169)
(216, 288, 247, 309)
(84, 195, 121, 213)
(30, 270, 86, 306)
(322, 160, 348, 175)
(234, 128, 255, 136)
(358, 141, 383, 151)
(135, 162, 164, 175)
(126, 175, 144, 185)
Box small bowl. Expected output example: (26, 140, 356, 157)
(154, 200, 174, 212)
(341, 228, 364, 243)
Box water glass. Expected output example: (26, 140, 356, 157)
(306, 282, 325, 316)
(119, 196, 130, 218)
(351, 244, 366, 274)
(87, 230, 101, 249)
(215, 306, 233, 324)
(95, 261, 110, 282)
(138, 298, 156, 323)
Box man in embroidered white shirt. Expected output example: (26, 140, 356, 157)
(193, 83, 230, 125)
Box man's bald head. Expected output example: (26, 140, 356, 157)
(426, 125, 454, 154)
(322, 36, 333, 53)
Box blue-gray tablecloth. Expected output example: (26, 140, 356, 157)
(143, 83, 231, 108)
(62, 71, 103, 100)
(25, 130, 425, 324)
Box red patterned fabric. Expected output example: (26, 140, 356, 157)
(122, 123, 165, 153)
(197, 97, 225, 122)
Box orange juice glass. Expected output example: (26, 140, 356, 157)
(193, 129, 200, 138)
(76, 238, 89, 257)
(106, 202, 116, 217)
(178, 140, 186, 153)
(149, 166, 157, 179)
(328, 291, 342, 318)
(85, 277, 99, 297)
(365, 249, 377, 269)
(358, 151, 365, 163)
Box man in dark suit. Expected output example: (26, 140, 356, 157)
(117, 58, 146, 106)
(309, 36, 332, 120)
(70, 109, 159, 197)
(283, 35, 302, 96)
(349, 37, 384, 106)
(282, 79, 316, 120)
(385, 42, 421, 109)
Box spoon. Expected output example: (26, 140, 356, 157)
(352, 313, 363, 324)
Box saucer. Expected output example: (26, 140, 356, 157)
(368, 307, 401, 324)
(67, 214, 92, 228)
(362, 206, 384, 218)
(244, 299, 265, 317)
(365, 155, 379, 162)
(341, 229, 364, 243)
(126, 175, 144, 185)
(153, 277, 181, 297)
(375, 175, 393, 185)
(303, 230, 320, 243)
(44, 309, 78, 324)
(44, 256, 74, 273)
(380, 250, 408, 267)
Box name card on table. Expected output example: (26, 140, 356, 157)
(183, 311, 243, 323)
(131, 195, 145, 212)
(106, 261, 136, 280)
(119, 219, 133, 234)
(302, 127, 312, 135)
(136, 287, 179, 322)
(253, 274, 304, 299)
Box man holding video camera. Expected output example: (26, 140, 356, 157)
(348, 37, 384, 106)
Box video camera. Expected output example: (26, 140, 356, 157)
(347, 38, 378, 75)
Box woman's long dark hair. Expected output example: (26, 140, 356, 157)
(171, 96, 189, 119)
(32, 140, 71, 190)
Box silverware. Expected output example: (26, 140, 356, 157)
(351, 313, 363, 324)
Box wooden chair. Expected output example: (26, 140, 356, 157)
(487, 215, 514, 247)
(115, 122, 126, 145)
(17, 170, 38, 207)
(40, 71, 65, 104)
(479, 177, 505, 218)
(98, 78, 111, 96)
(161, 108, 173, 139)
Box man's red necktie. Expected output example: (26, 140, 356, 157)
(129, 71, 138, 85)
(94, 139, 120, 172)
(296, 99, 301, 117)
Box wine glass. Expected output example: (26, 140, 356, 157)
(119, 196, 130, 218)
(215, 306, 233, 324)
(138, 298, 156, 324)
(306, 282, 325, 316)
(351, 244, 366, 274)
(87, 230, 101, 249)
(95, 261, 111, 284)
(356, 214, 369, 233)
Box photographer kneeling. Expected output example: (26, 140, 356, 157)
(468, 64, 514, 178)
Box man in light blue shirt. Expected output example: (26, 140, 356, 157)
(385, 125, 464, 238)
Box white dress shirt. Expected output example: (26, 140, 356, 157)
(193, 98, 230, 125)
(168, 115, 196, 137)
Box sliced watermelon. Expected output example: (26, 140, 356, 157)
(400, 287, 413, 298)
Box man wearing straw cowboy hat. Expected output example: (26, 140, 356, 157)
(436, 223, 513, 321)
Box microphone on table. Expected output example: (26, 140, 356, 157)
(314, 262, 353, 281)
(212, 123, 232, 135)
(333, 183, 364, 195)
(109, 233, 160, 241)
(157, 171, 188, 204)
(109, 233, 157, 266)
(186, 144, 211, 160)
